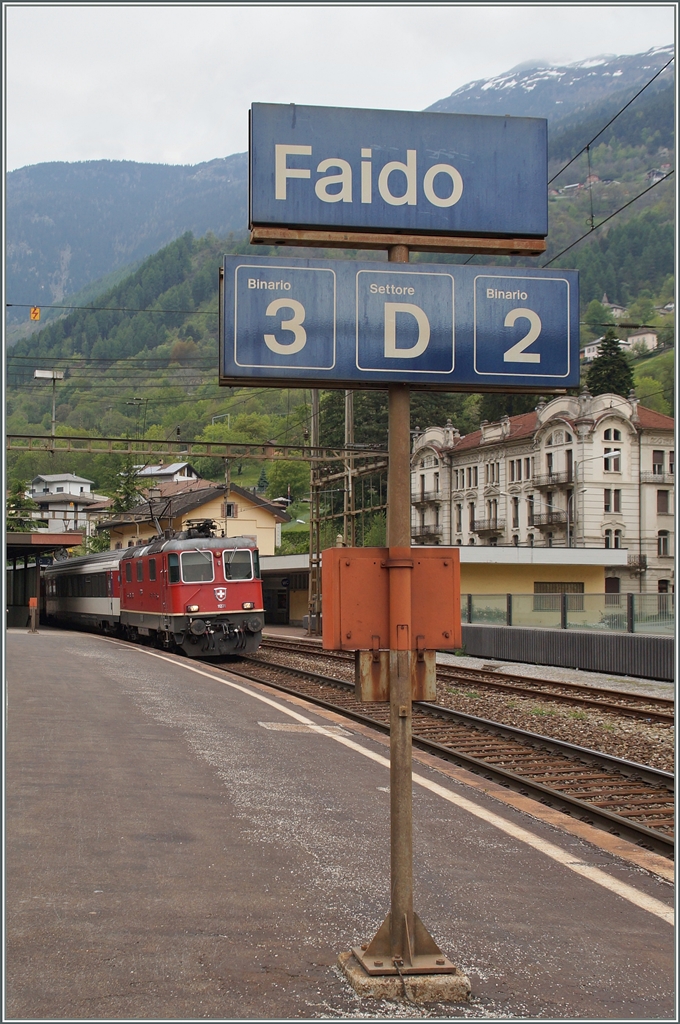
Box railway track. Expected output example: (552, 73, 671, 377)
(225, 653, 675, 859)
(259, 636, 675, 724)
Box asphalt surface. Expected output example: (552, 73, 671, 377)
(5, 628, 675, 1020)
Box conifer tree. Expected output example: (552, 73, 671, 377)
(586, 328, 633, 397)
(6, 481, 41, 532)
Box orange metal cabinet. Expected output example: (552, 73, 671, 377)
(322, 547, 461, 651)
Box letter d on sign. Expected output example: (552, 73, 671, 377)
(384, 303, 430, 359)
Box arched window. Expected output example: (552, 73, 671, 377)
(604, 529, 612, 548)
(614, 529, 623, 549)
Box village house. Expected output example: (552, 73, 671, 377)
(27, 474, 109, 536)
(98, 480, 290, 555)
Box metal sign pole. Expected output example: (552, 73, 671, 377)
(386, 245, 414, 962)
(352, 246, 456, 979)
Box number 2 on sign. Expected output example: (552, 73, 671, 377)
(264, 298, 307, 354)
(503, 308, 541, 363)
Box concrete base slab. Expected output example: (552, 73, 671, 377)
(337, 950, 471, 1004)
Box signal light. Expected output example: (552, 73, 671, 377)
(242, 601, 255, 609)
(187, 604, 200, 613)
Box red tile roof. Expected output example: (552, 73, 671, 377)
(432, 402, 673, 457)
(452, 411, 538, 452)
(635, 406, 675, 430)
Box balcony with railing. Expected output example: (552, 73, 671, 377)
(412, 490, 443, 506)
(640, 471, 675, 485)
(533, 471, 572, 488)
(530, 510, 571, 529)
(472, 517, 506, 534)
(412, 524, 443, 542)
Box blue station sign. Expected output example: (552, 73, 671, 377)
(220, 255, 578, 392)
(249, 103, 548, 239)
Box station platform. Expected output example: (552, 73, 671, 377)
(6, 628, 674, 1019)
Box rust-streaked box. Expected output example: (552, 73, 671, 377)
(322, 547, 461, 652)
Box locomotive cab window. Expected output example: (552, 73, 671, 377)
(168, 553, 180, 583)
(223, 549, 252, 580)
(125, 562, 132, 583)
(181, 550, 214, 582)
(148, 558, 156, 582)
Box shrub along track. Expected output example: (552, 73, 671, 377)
(223, 651, 674, 860)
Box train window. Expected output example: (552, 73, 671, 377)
(181, 550, 214, 582)
(168, 553, 180, 584)
(136, 561, 144, 582)
(84, 576, 93, 597)
(148, 558, 157, 582)
(223, 549, 252, 580)
(253, 550, 261, 579)
(125, 562, 132, 583)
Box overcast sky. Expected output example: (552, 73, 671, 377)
(5, 3, 675, 172)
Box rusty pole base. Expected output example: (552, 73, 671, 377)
(351, 911, 458, 975)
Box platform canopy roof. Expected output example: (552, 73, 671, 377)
(6, 531, 84, 561)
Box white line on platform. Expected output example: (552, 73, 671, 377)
(109, 641, 674, 927)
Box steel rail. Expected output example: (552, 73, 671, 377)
(258, 637, 674, 723)
(224, 658, 674, 859)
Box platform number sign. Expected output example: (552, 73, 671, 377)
(473, 276, 572, 380)
(234, 265, 336, 371)
(221, 255, 579, 391)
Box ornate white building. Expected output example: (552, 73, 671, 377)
(411, 390, 674, 595)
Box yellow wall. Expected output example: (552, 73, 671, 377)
(289, 588, 308, 624)
(460, 563, 605, 594)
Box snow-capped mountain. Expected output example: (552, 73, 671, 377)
(427, 45, 674, 121)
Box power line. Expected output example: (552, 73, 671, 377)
(542, 170, 674, 268)
(548, 56, 675, 185)
(6, 302, 218, 315)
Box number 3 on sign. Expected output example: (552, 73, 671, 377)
(264, 298, 307, 354)
(503, 308, 541, 363)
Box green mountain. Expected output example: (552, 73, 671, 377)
(6, 154, 247, 326)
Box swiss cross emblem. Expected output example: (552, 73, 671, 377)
(214, 587, 227, 601)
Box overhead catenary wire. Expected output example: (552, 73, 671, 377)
(6, 302, 219, 315)
(459, 59, 676, 269)
(542, 170, 674, 267)
(547, 55, 675, 185)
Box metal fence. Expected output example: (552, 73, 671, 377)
(462, 593, 674, 635)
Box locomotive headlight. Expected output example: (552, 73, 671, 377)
(187, 604, 200, 613)
(242, 601, 255, 609)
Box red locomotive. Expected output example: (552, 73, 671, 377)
(44, 524, 264, 657)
